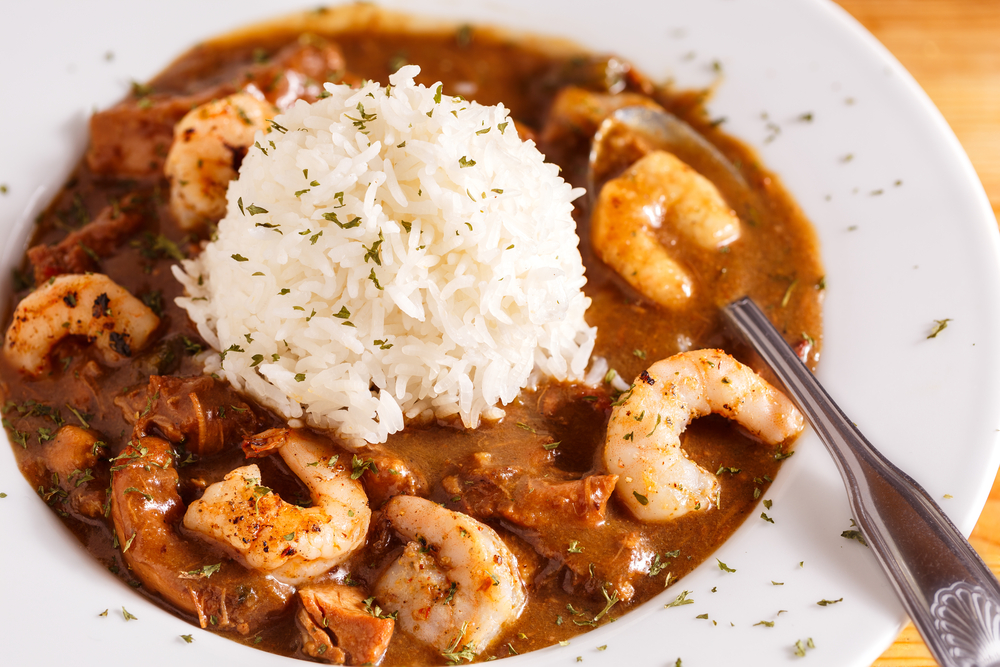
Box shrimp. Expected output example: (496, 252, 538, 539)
(374, 495, 526, 657)
(164, 91, 277, 230)
(591, 150, 741, 309)
(3, 273, 160, 377)
(111, 435, 293, 633)
(183, 428, 371, 585)
(604, 349, 804, 522)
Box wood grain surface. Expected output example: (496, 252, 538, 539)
(831, 2, 1000, 664)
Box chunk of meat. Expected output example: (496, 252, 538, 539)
(38, 424, 106, 518)
(585, 113, 658, 190)
(26, 196, 145, 284)
(115, 375, 259, 457)
(86, 40, 351, 177)
(444, 456, 652, 601)
(548, 526, 652, 603)
(248, 39, 353, 110)
(39, 424, 100, 480)
(352, 446, 427, 508)
(297, 583, 394, 665)
(87, 90, 223, 177)
(445, 465, 617, 528)
(110, 435, 292, 631)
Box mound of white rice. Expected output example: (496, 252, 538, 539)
(174, 66, 595, 444)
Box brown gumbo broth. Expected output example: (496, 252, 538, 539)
(0, 8, 822, 665)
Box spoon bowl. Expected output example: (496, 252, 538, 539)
(587, 105, 749, 200)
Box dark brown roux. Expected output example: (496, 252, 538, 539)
(0, 9, 823, 664)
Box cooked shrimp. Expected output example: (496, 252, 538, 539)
(183, 428, 370, 585)
(591, 150, 741, 308)
(3, 273, 159, 377)
(374, 495, 526, 657)
(164, 91, 277, 230)
(112, 435, 293, 633)
(604, 349, 804, 521)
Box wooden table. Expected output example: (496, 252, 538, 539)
(831, 1, 1000, 664)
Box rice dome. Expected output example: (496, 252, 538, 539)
(175, 66, 595, 444)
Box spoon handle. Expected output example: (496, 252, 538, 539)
(724, 297, 1000, 667)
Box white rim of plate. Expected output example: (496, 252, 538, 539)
(1, 1, 998, 666)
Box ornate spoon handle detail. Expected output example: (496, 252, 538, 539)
(724, 297, 1000, 667)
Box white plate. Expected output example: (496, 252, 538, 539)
(2, 1, 999, 665)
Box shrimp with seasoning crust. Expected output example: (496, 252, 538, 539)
(164, 91, 277, 230)
(604, 349, 803, 521)
(111, 434, 293, 633)
(183, 428, 370, 585)
(375, 495, 526, 659)
(3, 273, 159, 376)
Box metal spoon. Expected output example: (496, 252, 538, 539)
(587, 105, 748, 199)
(724, 296, 1000, 667)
